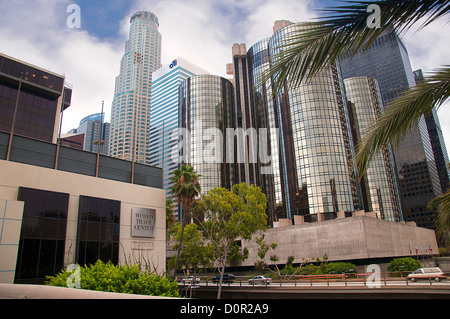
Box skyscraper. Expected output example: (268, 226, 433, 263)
(109, 11, 162, 164)
(340, 31, 442, 228)
(246, 23, 361, 221)
(178, 75, 235, 195)
(67, 113, 110, 155)
(344, 76, 402, 221)
(149, 57, 208, 197)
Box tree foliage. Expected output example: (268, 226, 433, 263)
(195, 183, 268, 299)
(388, 257, 422, 272)
(46, 260, 180, 297)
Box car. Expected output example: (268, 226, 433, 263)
(407, 267, 447, 282)
(248, 275, 272, 286)
(212, 273, 235, 283)
(181, 276, 200, 285)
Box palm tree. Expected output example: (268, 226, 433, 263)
(265, 1, 449, 235)
(170, 164, 201, 278)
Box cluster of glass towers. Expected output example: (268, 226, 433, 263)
(109, 12, 449, 228)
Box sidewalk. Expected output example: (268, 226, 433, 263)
(0, 283, 176, 299)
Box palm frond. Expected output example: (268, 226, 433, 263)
(265, 0, 450, 94)
(354, 66, 450, 177)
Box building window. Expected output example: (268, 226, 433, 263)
(15, 187, 69, 283)
(76, 196, 120, 266)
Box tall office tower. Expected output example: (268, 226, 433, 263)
(256, 23, 361, 220)
(178, 75, 235, 196)
(344, 77, 402, 221)
(109, 11, 162, 163)
(226, 43, 259, 186)
(247, 38, 284, 223)
(340, 31, 441, 228)
(0, 53, 72, 144)
(68, 113, 110, 155)
(414, 69, 450, 194)
(149, 57, 208, 198)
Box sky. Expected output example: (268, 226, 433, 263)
(0, 0, 449, 147)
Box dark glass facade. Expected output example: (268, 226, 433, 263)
(254, 23, 361, 219)
(178, 75, 235, 195)
(0, 53, 70, 143)
(15, 187, 69, 282)
(344, 77, 402, 221)
(76, 196, 121, 266)
(340, 31, 441, 228)
(248, 38, 284, 223)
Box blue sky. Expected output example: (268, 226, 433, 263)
(0, 0, 449, 144)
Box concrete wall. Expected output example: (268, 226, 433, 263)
(0, 160, 166, 283)
(233, 216, 438, 267)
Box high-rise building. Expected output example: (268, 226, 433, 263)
(67, 112, 110, 155)
(344, 76, 402, 221)
(0, 53, 72, 144)
(340, 31, 442, 228)
(226, 43, 260, 187)
(149, 57, 208, 197)
(246, 23, 361, 221)
(109, 11, 162, 164)
(178, 75, 235, 196)
(247, 38, 283, 223)
(414, 69, 450, 194)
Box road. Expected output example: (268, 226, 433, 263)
(179, 278, 450, 289)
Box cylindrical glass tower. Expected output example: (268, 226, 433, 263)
(344, 76, 403, 221)
(268, 23, 360, 217)
(178, 75, 235, 195)
(248, 38, 285, 222)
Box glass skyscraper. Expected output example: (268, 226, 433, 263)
(340, 31, 442, 228)
(344, 76, 402, 221)
(149, 57, 208, 197)
(178, 75, 234, 195)
(109, 11, 162, 164)
(248, 23, 361, 220)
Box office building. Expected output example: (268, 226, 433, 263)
(344, 76, 402, 221)
(109, 11, 162, 164)
(252, 23, 361, 220)
(247, 38, 284, 223)
(226, 44, 260, 187)
(178, 75, 235, 195)
(340, 31, 442, 229)
(414, 69, 450, 194)
(0, 53, 72, 144)
(149, 58, 208, 198)
(67, 112, 110, 155)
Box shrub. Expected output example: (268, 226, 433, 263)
(387, 257, 422, 273)
(46, 260, 180, 297)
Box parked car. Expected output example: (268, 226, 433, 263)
(212, 273, 235, 283)
(181, 276, 200, 285)
(407, 268, 447, 282)
(248, 275, 272, 286)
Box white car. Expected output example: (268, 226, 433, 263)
(248, 275, 272, 286)
(407, 267, 447, 282)
(181, 276, 200, 285)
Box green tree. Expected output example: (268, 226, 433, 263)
(196, 183, 267, 299)
(388, 257, 422, 273)
(170, 164, 201, 278)
(168, 223, 214, 274)
(265, 0, 450, 236)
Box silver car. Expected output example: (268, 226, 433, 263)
(248, 275, 272, 286)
